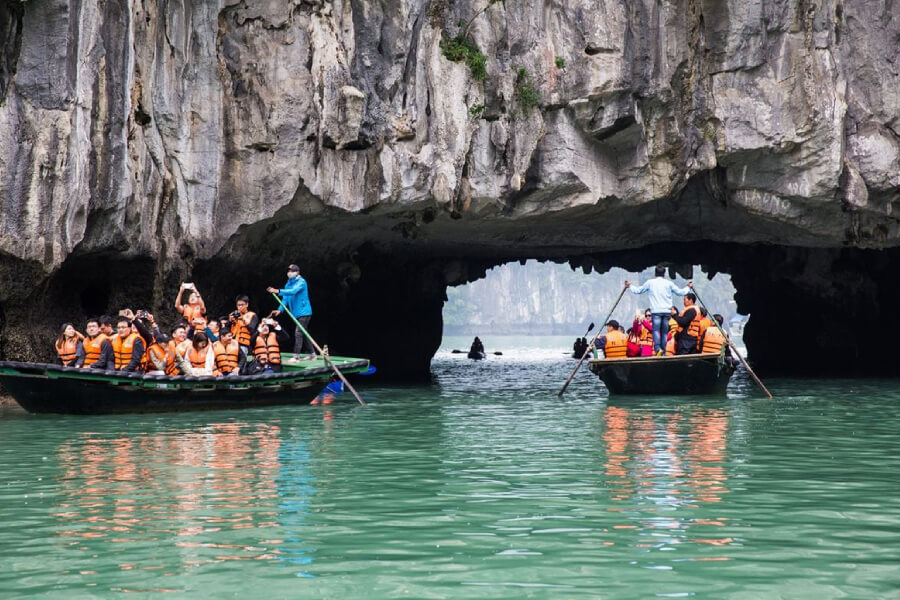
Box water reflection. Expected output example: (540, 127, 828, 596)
(53, 422, 313, 576)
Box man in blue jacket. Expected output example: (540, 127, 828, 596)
(625, 265, 692, 355)
(267, 263, 315, 360)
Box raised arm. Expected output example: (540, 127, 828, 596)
(625, 280, 649, 295)
(174, 286, 185, 313)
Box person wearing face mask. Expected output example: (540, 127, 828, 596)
(267, 263, 315, 361)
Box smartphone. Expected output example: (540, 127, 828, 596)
(183, 282, 194, 289)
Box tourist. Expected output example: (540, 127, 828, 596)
(594, 320, 628, 359)
(624, 265, 692, 355)
(99, 315, 114, 338)
(243, 352, 274, 375)
(144, 332, 178, 375)
(169, 324, 191, 361)
(700, 314, 730, 357)
(82, 319, 113, 369)
(213, 329, 244, 376)
(470, 336, 485, 355)
(672, 293, 702, 355)
(638, 309, 654, 356)
(55, 323, 85, 368)
(174, 282, 206, 323)
(110, 317, 144, 371)
(267, 264, 314, 360)
(177, 332, 216, 376)
(251, 318, 288, 373)
(229, 295, 258, 356)
(205, 319, 220, 343)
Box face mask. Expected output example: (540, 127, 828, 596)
(287, 271, 298, 279)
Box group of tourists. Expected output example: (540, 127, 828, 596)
(54, 264, 314, 377)
(593, 265, 732, 360)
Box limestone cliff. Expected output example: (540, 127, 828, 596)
(1, 0, 899, 377)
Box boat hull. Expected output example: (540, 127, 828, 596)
(0, 357, 369, 415)
(588, 354, 736, 395)
(467, 351, 485, 360)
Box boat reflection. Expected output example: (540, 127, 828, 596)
(600, 403, 736, 554)
(53, 422, 317, 574)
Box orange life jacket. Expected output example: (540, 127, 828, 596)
(83, 334, 108, 366)
(701, 327, 727, 355)
(55, 337, 79, 366)
(697, 316, 713, 342)
(666, 336, 675, 356)
(188, 346, 213, 370)
(677, 305, 702, 339)
(111, 333, 141, 370)
(254, 332, 282, 364)
(144, 342, 179, 375)
(182, 303, 204, 323)
(231, 312, 256, 347)
(604, 330, 628, 359)
(213, 340, 240, 374)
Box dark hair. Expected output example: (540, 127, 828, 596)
(685, 292, 696, 303)
(235, 295, 249, 304)
(714, 314, 724, 325)
(193, 332, 209, 349)
(607, 320, 620, 330)
(171, 324, 186, 335)
(115, 316, 131, 327)
(56, 322, 75, 348)
(155, 333, 170, 345)
(86, 318, 100, 327)
(655, 265, 666, 277)
(99, 315, 112, 326)
(219, 328, 234, 338)
(217, 315, 228, 323)
(699, 307, 708, 317)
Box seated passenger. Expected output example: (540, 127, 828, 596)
(169, 325, 191, 359)
(186, 315, 207, 340)
(176, 332, 216, 376)
(638, 309, 654, 356)
(229, 295, 258, 356)
(204, 319, 220, 343)
(144, 333, 178, 376)
(213, 329, 244, 376)
(83, 318, 113, 369)
(700, 313, 729, 356)
(250, 318, 288, 373)
(99, 315, 114, 338)
(243, 352, 274, 376)
(55, 323, 85, 368)
(594, 320, 628, 359)
(110, 317, 144, 372)
(672, 293, 702, 355)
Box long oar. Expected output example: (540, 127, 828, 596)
(558, 286, 627, 397)
(692, 288, 773, 399)
(270, 292, 367, 407)
(582, 322, 595, 338)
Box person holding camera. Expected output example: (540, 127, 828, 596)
(229, 295, 258, 356)
(248, 317, 289, 373)
(267, 264, 314, 360)
(174, 282, 206, 323)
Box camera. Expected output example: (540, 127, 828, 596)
(229, 310, 241, 320)
(136, 309, 150, 319)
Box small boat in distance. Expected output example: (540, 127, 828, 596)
(467, 350, 486, 360)
(588, 354, 736, 395)
(0, 354, 370, 415)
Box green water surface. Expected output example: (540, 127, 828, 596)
(0, 336, 898, 598)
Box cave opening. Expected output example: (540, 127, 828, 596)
(440, 260, 745, 355)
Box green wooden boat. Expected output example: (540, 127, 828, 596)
(0, 354, 370, 414)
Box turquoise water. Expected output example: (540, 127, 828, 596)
(1, 336, 898, 598)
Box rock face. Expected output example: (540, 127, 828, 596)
(1, 0, 899, 378)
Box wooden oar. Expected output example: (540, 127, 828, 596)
(692, 288, 773, 399)
(270, 292, 367, 407)
(558, 286, 627, 397)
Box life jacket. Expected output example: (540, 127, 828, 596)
(604, 330, 628, 359)
(188, 346, 212, 370)
(677, 305, 702, 339)
(702, 327, 727, 355)
(182, 303, 204, 323)
(213, 340, 240, 374)
(639, 323, 653, 348)
(666, 336, 675, 356)
(254, 332, 282, 364)
(83, 334, 108, 366)
(55, 337, 79, 366)
(111, 333, 141, 370)
(144, 342, 178, 375)
(697, 317, 713, 342)
(231, 312, 256, 347)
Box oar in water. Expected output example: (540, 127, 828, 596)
(558, 286, 628, 397)
(269, 292, 367, 407)
(692, 288, 773, 399)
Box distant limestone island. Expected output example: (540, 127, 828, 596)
(442, 262, 745, 336)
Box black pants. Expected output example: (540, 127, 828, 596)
(675, 334, 699, 355)
(294, 316, 314, 355)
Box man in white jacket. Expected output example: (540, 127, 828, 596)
(625, 265, 692, 355)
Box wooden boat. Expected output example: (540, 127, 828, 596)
(0, 353, 370, 415)
(588, 353, 736, 395)
(467, 350, 485, 360)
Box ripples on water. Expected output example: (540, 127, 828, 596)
(0, 336, 898, 598)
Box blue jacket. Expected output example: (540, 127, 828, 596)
(279, 276, 312, 317)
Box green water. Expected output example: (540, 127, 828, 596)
(1, 336, 898, 598)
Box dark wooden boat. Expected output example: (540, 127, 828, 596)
(0, 354, 370, 414)
(467, 351, 485, 360)
(588, 354, 736, 395)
